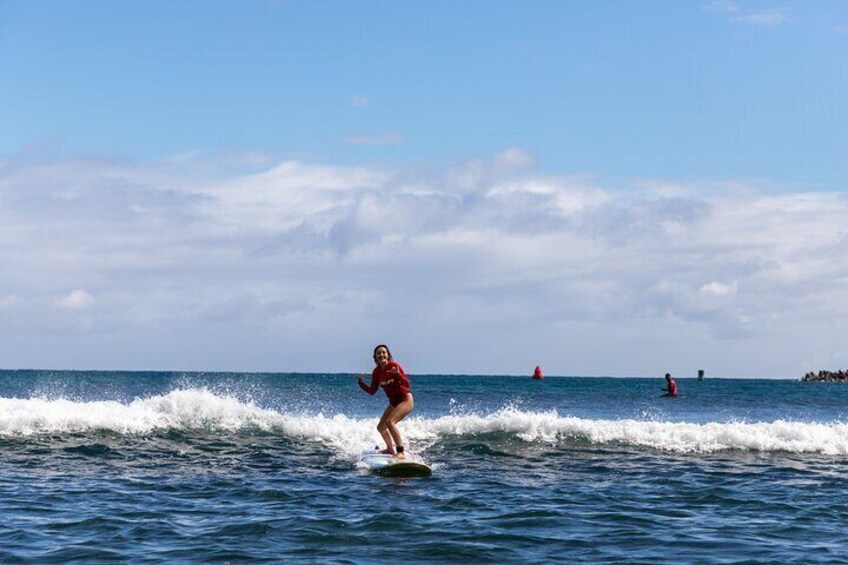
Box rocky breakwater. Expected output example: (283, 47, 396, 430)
(802, 370, 848, 382)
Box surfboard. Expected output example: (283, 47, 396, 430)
(360, 449, 432, 478)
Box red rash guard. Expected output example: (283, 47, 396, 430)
(359, 361, 411, 407)
(667, 379, 678, 397)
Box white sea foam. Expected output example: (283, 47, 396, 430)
(1, 390, 847, 455)
(422, 408, 848, 455)
(0, 389, 281, 436)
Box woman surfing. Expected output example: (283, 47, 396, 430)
(357, 344, 414, 458)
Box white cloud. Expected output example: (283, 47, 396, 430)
(54, 289, 96, 310)
(0, 149, 845, 376)
(493, 148, 537, 171)
(699, 281, 738, 298)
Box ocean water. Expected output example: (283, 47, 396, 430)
(1, 371, 847, 564)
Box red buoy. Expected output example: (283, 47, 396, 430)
(533, 365, 543, 380)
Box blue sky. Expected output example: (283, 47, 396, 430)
(3, 1, 845, 186)
(0, 1, 846, 376)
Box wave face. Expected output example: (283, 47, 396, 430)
(2, 387, 847, 455)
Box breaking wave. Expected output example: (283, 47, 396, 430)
(2, 389, 847, 455)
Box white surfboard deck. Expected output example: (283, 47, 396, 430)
(360, 449, 432, 478)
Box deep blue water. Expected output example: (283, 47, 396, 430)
(1, 370, 847, 563)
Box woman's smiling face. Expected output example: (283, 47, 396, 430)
(374, 346, 390, 366)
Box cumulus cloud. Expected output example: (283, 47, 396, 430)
(493, 148, 538, 171)
(0, 149, 845, 375)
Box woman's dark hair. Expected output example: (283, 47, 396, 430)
(373, 344, 393, 363)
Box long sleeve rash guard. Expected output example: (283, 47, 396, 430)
(359, 361, 411, 407)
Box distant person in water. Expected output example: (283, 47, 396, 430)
(358, 344, 413, 458)
(662, 373, 679, 397)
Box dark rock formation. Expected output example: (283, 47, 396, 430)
(802, 370, 848, 382)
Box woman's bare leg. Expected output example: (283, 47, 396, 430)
(376, 405, 396, 453)
(386, 394, 414, 457)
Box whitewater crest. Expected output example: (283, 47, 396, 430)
(423, 408, 848, 455)
(0, 389, 281, 436)
(0, 389, 390, 456)
(1, 391, 847, 455)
